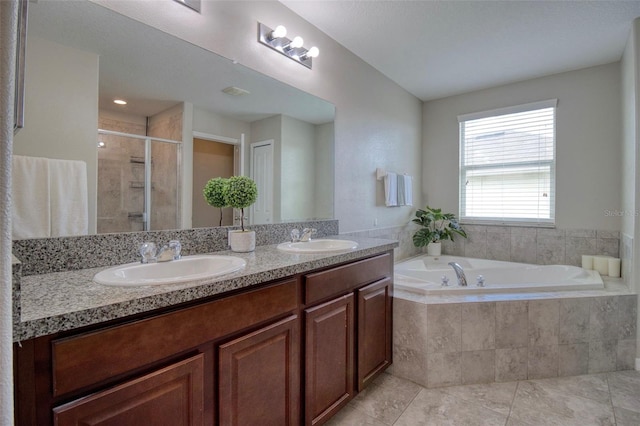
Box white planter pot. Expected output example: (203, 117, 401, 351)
(229, 230, 256, 253)
(427, 242, 442, 256)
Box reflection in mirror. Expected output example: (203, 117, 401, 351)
(13, 0, 335, 238)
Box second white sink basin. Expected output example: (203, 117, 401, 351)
(94, 255, 247, 287)
(277, 239, 358, 254)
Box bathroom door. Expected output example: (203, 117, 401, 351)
(250, 140, 274, 224)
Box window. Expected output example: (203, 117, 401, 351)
(458, 99, 557, 226)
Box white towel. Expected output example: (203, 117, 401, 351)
(384, 172, 398, 206)
(49, 159, 88, 237)
(403, 175, 413, 206)
(397, 174, 406, 206)
(12, 155, 51, 239)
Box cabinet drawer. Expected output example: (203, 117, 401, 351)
(304, 253, 391, 305)
(52, 278, 298, 397)
(53, 354, 205, 426)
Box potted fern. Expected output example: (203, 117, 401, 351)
(203, 177, 228, 227)
(412, 206, 467, 256)
(223, 176, 258, 252)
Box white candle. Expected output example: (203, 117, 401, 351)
(581, 255, 594, 270)
(593, 256, 611, 276)
(608, 258, 621, 278)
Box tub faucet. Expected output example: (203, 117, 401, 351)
(448, 262, 468, 287)
(157, 240, 182, 262)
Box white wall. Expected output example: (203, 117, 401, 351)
(423, 63, 621, 231)
(621, 18, 640, 365)
(0, 1, 17, 421)
(13, 36, 99, 234)
(281, 115, 315, 221)
(94, 0, 423, 233)
(315, 122, 334, 219)
(251, 115, 282, 222)
(621, 19, 639, 293)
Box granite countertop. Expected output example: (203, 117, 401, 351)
(15, 236, 398, 341)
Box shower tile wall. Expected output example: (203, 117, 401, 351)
(148, 106, 182, 231)
(97, 109, 181, 234)
(441, 226, 621, 267)
(97, 116, 147, 233)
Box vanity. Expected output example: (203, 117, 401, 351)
(13, 233, 396, 425)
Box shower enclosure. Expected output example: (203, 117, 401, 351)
(97, 129, 181, 233)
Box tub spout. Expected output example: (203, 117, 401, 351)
(448, 262, 468, 286)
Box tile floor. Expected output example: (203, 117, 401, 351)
(327, 370, 640, 425)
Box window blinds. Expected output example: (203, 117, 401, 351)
(458, 100, 557, 226)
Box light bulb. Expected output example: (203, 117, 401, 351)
(270, 25, 287, 40)
(113, 99, 127, 105)
(306, 46, 319, 58)
(290, 36, 304, 49)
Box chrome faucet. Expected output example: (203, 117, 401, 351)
(156, 240, 182, 262)
(448, 262, 468, 286)
(300, 228, 317, 242)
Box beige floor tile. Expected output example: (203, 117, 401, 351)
(509, 380, 615, 425)
(325, 405, 388, 426)
(440, 381, 518, 416)
(348, 373, 421, 425)
(608, 370, 640, 413)
(527, 374, 610, 403)
(394, 388, 508, 426)
(614, 406, 640, 426)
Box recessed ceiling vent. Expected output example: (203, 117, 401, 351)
(222, 86, 250, 97)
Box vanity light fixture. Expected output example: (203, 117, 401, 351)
(258, 22, 319, 69)
(113, 99, 127, 105)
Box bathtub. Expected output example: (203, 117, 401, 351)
(394, 255, 604, 295)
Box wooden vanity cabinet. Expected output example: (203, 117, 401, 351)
(14, 251, 393, 426)
(303, 253, 393, 425)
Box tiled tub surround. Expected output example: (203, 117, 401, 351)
(13, 232, 396, 341)
(391, 287, 637, 389)
(441, 225, 621, 266)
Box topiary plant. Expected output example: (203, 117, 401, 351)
(223, 176, 258, 232)
(203, 177, 229, 227)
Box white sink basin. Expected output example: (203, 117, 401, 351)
(277, 239, 358, 254)
(93, 255, 247, 287)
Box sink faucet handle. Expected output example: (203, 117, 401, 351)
(139, 241, 157, 264)
(290, 229, 300, 242)
(169, 240, 182, 260)
(301, 228, 317, 242)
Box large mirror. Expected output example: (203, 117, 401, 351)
(13, 0, 334, 239)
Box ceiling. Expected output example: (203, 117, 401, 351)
(282, 0, 640, 101)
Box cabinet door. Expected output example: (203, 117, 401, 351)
(357, 278, 392, 391)
(53, 354, 204, 426)
(218, 315, 300, 426)
(305, 293, 355, 426)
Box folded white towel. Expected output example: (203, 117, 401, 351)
(49, 159, 88, 237)
(384, 172, 398, 207)
(12, 155, 51, 239)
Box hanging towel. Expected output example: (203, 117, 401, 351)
(403, 175, 413, 206)
(384, 172, 398, 206)
(49, 159, 88, 237)
(397, 174, 406, 206)
(12, 155, 51, 239)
